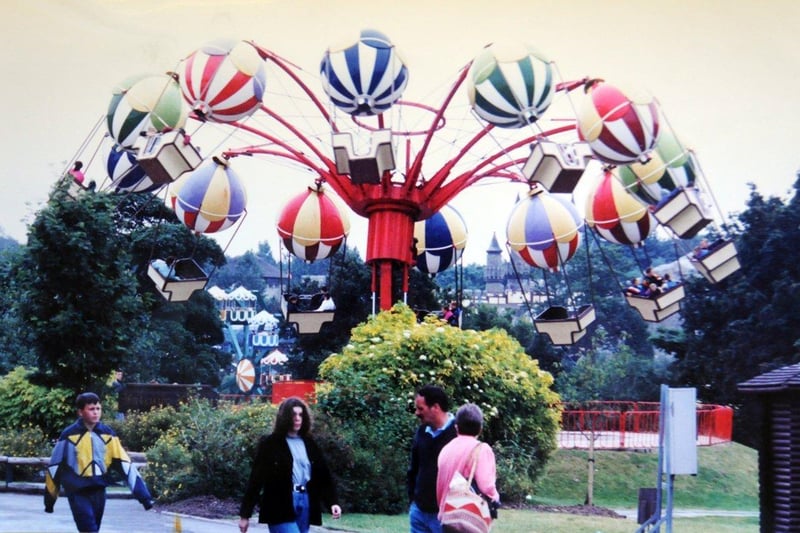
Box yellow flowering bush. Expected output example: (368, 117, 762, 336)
(317, 304, 561, 510)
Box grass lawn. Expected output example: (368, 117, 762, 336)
(327, 510, 759, 532)
(323, 442, 760, 532)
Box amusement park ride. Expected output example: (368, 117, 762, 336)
(59, 29, 740, 350)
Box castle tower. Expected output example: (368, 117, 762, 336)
(484, 233, 506, 296)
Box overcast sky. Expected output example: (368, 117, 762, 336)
(2, 0, 798, 264)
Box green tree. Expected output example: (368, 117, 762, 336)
(18, 191, 147, 392)
(316, 304, 561, 511)
(673, 179, 800, 447)
(0, 247, 35, 372)
(556, 328, 668, 403)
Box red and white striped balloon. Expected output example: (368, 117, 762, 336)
(180, 39, 266, 123)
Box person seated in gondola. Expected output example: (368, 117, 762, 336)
(68, 161, 86, 185)
(625, 277, 645, 296)
(152, 256, 180, 280)
(693, 238, 711, 259)
(314, 292, 336, 312)
(285, 294, 301, 313)
(643, 266, 663, 288)
(662, 273, 679, 291)
(309, 287, 330, 310)
(641, 280, 662, 299)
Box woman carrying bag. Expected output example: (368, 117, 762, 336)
(436, 403, 500, 532)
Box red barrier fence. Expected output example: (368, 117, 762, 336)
(558, 401, 733, 450)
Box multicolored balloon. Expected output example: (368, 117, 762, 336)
(468, 43, 554, 128)
(320, 29, 408, 116)
(277, 186, 351, 262)
(616, 126, 697, 206)
(577, 81, 660, 165)
(414, 204, 468, 274)
(585, 170, 652, 246)
(180, 39, 267, 123)
(106, 74, 188, 150)
(172, 157, 247, 233)
(506, 188, 583, 271)
(107, 144, 160, 193)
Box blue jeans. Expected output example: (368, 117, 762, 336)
(409, 501, 442, 533)
(269, 492, 310, 533)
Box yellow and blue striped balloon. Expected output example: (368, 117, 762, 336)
(172, 158, 247, 234)
(506, 188, 582, 272)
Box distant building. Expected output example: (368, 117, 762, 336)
(483, 232, 534, 304)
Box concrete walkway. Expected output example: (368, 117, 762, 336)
(0, 493, 340, 533)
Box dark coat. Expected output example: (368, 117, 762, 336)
(407, 422, 458, 513)
(239, 433, 338, 526)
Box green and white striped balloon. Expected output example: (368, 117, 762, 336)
(468, 43, 554, 128)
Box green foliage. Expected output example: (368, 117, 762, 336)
(556, 329, 669, 403)
(0, 367, 75, 438)
(141, 399, 277, 502)
(674, 179, 800, 447)
(0, 423, 53, 480)
(18, 193, 147, 391)
(316, 304, 561, 511)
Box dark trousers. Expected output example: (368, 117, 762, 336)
(67, 487, 106, 532)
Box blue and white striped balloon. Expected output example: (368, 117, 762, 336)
(107, 144, 160, 193)
(414, 205, 468, 274)
(320, 29, 408, 116)
(468, 43, 555, 128)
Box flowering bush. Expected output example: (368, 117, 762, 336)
(0, 367, 74, 439)
(317, 304, 561, 510)
(141, 399, 278, 502)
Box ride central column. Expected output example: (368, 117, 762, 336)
(364, 197, 418, 311)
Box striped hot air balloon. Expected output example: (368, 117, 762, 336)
(506, 188, 583, 271)
(320, 29, 408, 116)
(585, 170, 652, 246)
(467, 43, 555, 128)
(277, 186, 351, 262)
(616, 126, 697, 206)
(414, 204, 468, 274)
(106, 74, 188, 150)
(172, 157, 247, 233)
(107, 144, 160, 193)
(180, 39, 267, 123)
(577, 81, 660, 165)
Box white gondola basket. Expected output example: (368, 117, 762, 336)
(534, 304, 596, 345)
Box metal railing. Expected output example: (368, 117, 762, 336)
(558, 401, 733, 450)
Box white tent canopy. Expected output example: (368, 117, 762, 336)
(261, 349, 288, 365)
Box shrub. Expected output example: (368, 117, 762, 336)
(0, 367, 75, 438)
(0, 423, 53, 481)
(142, 399, 277, 502)
(316, 304, 561, 511)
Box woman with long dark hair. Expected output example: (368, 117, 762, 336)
(239, 397, 341, 533)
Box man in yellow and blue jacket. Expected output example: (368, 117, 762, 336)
(44, 392, 154, 532)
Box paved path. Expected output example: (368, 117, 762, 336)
(0, 493, 339, 533)
(612, 507, 759, 520)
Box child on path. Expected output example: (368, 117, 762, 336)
(44, 392, 154, 532)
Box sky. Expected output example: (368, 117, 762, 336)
(2, 0, 799, 265)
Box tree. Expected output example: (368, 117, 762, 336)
(673, 178, 800, 447)
(317, 304, 561, 510)
(0, 247, 35, 372)
(18, 190, 148, 392)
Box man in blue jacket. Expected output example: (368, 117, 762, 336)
(44, 392, 154, 532)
